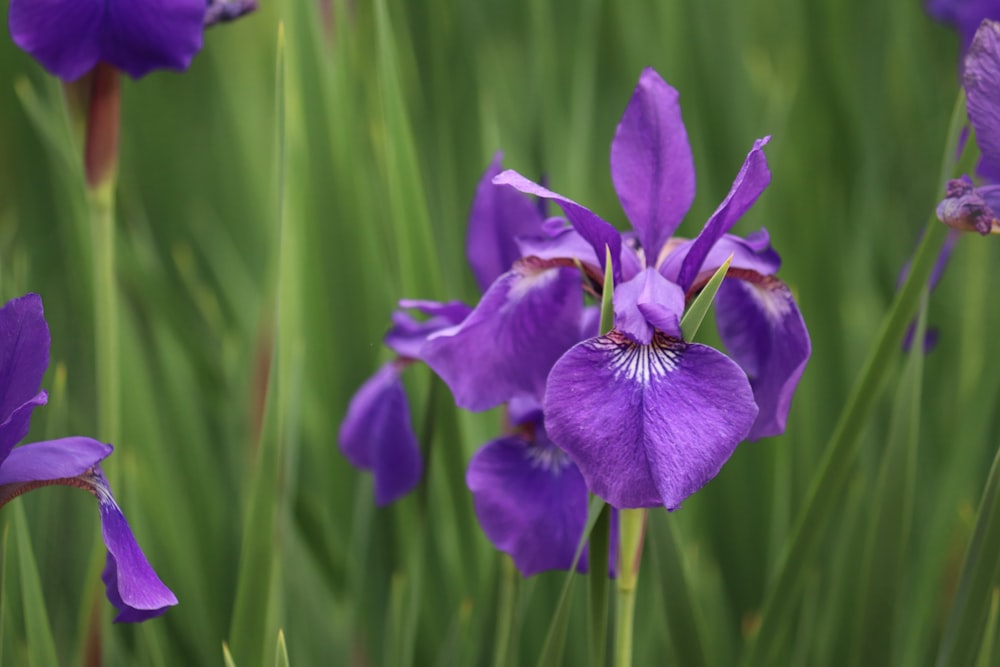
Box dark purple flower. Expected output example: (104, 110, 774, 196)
(0, 294, 176, 622)
(8, 0, 257, 81)
(928, 0, 1000, 56)
(495, 68, 810, 509)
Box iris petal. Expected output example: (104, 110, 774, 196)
(611, 68, 695, 256)
(676, 138, 772, 291)
(338, 364, 423, 505)
(0, 294, 51, 460)
(965, 20, 1000, 178)
(422, 265, 582, 410)
(544, 333, 757, 509)
(715, 275, 810, 439)
(467, 434, 588, 576)
(9, 0, 103, 81)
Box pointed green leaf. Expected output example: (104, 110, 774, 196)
(222, 642, 238, 667)
(275, 630, 289, 667)
(680, 255, 731, 341)
(13, 504, 58, 667)
(599, 246, 615, 335)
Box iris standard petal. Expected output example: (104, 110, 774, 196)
(467, 434, 588, 576)
(715, 275, 810, 439)
(422, 264, 583, 410)
(338, 363, 422, 505)
(0, 437, 111, 487)
(8, 0, 103, 81)
(611, 68, 695, 256)
(613, 268, 685, 344)
(102, 0, 206, 79)
(467, 154, 545, 292)
(676, 137, 772, 291)
(0, 294, 51, 457)
(493, 170, 624, 282)
(544, 332, 757, 509)
(93, 471, 178, 622)
(965, 20, 1000, 178)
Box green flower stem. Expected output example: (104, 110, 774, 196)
(615, 508, 647, 667)
(83, 64, 121, 449)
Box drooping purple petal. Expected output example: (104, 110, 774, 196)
(611, 68, 695, 257)
(9, 0, 205, 81)
(0, 294, 51, 460)
(0, 437, 111, 487)
(715, 274, 810, 439)
(338, 363, 423, 505)
(90, 468, 177, 622)
(544, 332, 757, 509)
(384, 300, 472, 359)
(965, 20, 1000, 177)
(467, 433, 589, 576)
(676, 138, 772, 291)
(467, 154, 546, 291)
(422, 264, 583, 410)
(613, 268, 685, 344)
(494, 170, 624, 282)
(516, 225, 644, 282)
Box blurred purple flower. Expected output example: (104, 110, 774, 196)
(0, 293, 176, 622)
(928, 0, 1000, 56)
(490, 68, 810, 509)
(8, 0, 257, 81)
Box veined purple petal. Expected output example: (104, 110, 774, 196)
(660, 232, 781, 284)
(0, 294, 51, 460)
(467, 433, 589, 576)
(676, 138, 772, 291)
(467, 154, 546, 291)
(422, 264, 583, 410)
(611, 68, 695, 256)
(338, 363, 422, 505)
(715, 274, 810, 439)
(965, 20, 1000, 177)
(0, 437, 111, 487)
(9, 0, 205, 81)
(493, 170, 624, 282)
(544, 332, 757, 509)
(90, 469, 177, 622)
(613, 268, 685, 344)
(385, 300, 472, 359)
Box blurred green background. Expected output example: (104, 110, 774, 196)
(1, 0, 998, 665)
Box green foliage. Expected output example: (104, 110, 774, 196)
(0, 0, 998, 665)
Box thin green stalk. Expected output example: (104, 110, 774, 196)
(742, 89, 972, 667)
(492, 557, 518, 667)
(614, 508, 646, 667)
(88, 181, 119, 448)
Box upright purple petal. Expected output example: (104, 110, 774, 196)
(964, 20, 1000, 178)
(0, 294, 51, 461)
(467, 433, 589, 576)
(338, 363, 423, 505)
(0, 437, 111, 487)
(467, 154, 546, 291)
(613, 268, 685, 344)
(715, 275, 810, 439)
(660, 232, 781, 285)
(9, 0, 103, 81)
(676, 138, 772, 291)
(494, 170, 624, 282)
(422, 264, 583, 410)
(611, 68, 695, 257)
(91, 469, 177, 622)
(544, 332, 757, 509)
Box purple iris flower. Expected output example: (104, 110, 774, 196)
(0, 293, 176, 622)
(928, 0, 1000, 56)
(8, 0, 256, 81)
(482, 68, 810, 510)
(938, 20, 1000, 232)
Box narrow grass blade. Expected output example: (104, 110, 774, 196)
(587, 505, 611, 667)
(680, 255, 732, 341)
(275, 630, 289, 667)
(535, 495, 606, 667)
(222, 642, 238, 667)
(935, 444, 1000, 667)
(12, 503, 58, 667)
(975, 589, 999, 667)
(599, 246, 615, 335)
(850, 294, 926, 665)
